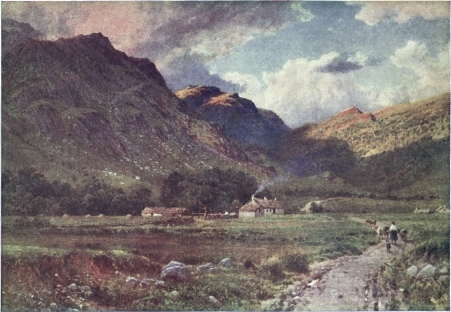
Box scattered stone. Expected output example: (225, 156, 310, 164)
(155, 280, 165, 287)
(197, 263, 217, 274)
(219, 258, 234, 268)
(439, 266, 449, 275)
(437, 275, 449, 286)
(416, 264, 437, 279)
(50, 303, 58, 311)
(68, 284, 78, 291)
(261, 298, 281, 311)
(209, 295, 220, 304)
(406, 266, 418, 277)
(169, 290, 180, 298)
(161, 261, 191, 281)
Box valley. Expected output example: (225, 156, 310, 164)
(1, 17, 449, 311)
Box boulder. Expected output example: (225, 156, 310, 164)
(219, 258, 234, 268)
(406, 266, 418, 277)
(197, 262, 217, 274)
(416, 264, 437, 279)
(161, 261, 191, 281)
(169, 290, 180, 298)
(68, 283, 78, 291)
(437, 275, 450, 286)
(301, 201, 323, 214)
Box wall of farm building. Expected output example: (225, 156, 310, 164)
(239, 211, 259, 218)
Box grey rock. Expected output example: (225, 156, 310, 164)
(169, 290, 180, 298)
(197, 262, 216, 274)
(416, 264, 437, 279)
(219, 258, 234, 268)
(261, 298, 280, 311)
(68, 283, 78, 291)
(406, 266, 418, 277)
(161, 261, 191, 281)
(50, 303, 58, 311)
(438, 275, 450, 286)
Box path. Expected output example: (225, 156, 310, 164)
(263, 219, 410, 311)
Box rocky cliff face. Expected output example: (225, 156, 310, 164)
(1, 19, 262, 184)
(175, 85, 290, 150)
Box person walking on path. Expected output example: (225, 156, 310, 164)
(389, 221, 398, 244)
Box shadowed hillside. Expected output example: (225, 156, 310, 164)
(1, 19, 269, 191)
(274, 94, 450, 200)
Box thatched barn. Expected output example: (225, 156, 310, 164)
(141, 207, 190, 217)
(239, 196, 283, 218)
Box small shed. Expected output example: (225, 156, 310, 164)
(239, 196, 283, 218)
(142, 207, 190, 217)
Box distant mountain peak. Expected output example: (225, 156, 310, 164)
(322, 106, 375, 131)
(176, 85, 289, 149)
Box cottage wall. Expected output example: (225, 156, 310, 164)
(239, 211, 260, 218)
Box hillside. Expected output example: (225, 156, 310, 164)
(274, 94, 450, 199)
(1, 19, 269, 190)
(175, 85, 290, 150)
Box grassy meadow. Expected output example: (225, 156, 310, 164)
(2, 211, 449, 311)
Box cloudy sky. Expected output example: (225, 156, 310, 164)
(2, 1, 449, 128)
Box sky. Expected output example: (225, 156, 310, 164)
(2, 1, 449, 128)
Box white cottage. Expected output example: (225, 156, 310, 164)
(239, 196, 284, 218)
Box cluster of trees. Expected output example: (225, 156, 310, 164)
(160, 167, 258, 213)
(1, 167, 154, 216)
(2, 166, 258, 216)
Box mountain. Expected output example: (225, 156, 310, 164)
(1, 19, 268, 189)
(175, 85, 290, 150)
(274, 93, 450, 198)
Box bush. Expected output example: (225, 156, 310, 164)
(244, 258, 255, 269)
(414, 237, 450, 260)
(281, 252, 309, 274)
(261, 256, 284, 281)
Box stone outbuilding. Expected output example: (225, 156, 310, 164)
(239, 195, 283, 218)
(142, 207, 190, 217)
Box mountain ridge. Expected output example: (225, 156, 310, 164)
(1, 19, 269, 189)
(2, 18, 449, 203)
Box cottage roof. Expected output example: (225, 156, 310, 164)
(239, 197, 282, 212)
(142, 207, 188, 215)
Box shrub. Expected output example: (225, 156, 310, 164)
(261, 256, 284, 281)
(244, 258, 255, 269)
(414, 237, 450, 260)
(281, 252, 309, 274)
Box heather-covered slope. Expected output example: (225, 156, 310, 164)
(1, 19, 266, 187)
(274, 94, 450, 198)
(175, 85, 290, 150)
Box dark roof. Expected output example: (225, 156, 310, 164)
(142, 207, 188, 215)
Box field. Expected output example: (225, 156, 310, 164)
(2, 212, 449, 311)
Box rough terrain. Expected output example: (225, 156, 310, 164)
(263, 222, 411, 311)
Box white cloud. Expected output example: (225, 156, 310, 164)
(390, 41, 450, 101)
(354, 2, 449, 26)
(224, 52, 371, 128)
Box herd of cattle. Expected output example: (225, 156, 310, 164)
(366, 219, 408, 242)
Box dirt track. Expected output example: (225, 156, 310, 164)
(266, 219, 411, 311)
(294, 241, 408, 311)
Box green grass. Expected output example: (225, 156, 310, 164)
(2, 212, 449, 311)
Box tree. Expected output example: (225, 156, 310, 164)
(160, 168, 257, 214)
